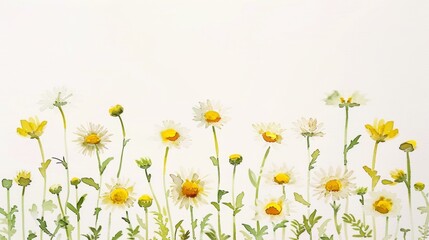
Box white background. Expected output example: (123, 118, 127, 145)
(1, 1, 429, 239)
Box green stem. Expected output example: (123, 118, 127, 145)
(332, 201, 342, 238)
(282, 185, 286, 240)
(107, 212, 112, 240)
(162, 147, 174, 240)
(75, 187, 81, 240)
(6, 189, 11, 240)
(95, 146, 102, 228)
(406, 152, 414, 239)
(255, 146, 271, 231)
(211, 126, 222, 240)
(371, 142, 379, 177)
(145, 208, 149, 240)
(232, 165, 237, 240)
(190, 205, 196, 240)
(343, 106, 349, 167)
(394, 216, 401, 240)
(306, 136, 311, 216)
(116, 115, 127, 178)
(422, 191, 429, 226)
(385, 217, 389, 239)
(372, 216, 377, 240)
(145, 169, 161, 213)
(58, 106, 71, 215)
(21, 187, 26, 240)
(37, 137, 46, 240)
(57, 194, 71, 240)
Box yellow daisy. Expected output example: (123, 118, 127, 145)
(324, 90, 367, 107)
(170, 172, 208, 209)
(75, 123, 111, 156)
(193, 100, 228, 129)
(253, 122, 285, 145)
(159, 120, 190, 148)
(255, 196, 290, 223)
(366, 190, 401, 217)
(365, 119, 399, 143)
(264, 164, 296, 186)
(294, 117, 324, 138)
(15, 170, 31, 187)
(17, 117, 47, 139)
(101, 179, 135, 211)
(313, 167, 355, 201)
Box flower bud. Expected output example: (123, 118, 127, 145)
(15, 171, 31, 187)
(2, 179, 12, 190)
(400, 140, 416, 152)
(414, 182, 425, 191)
(109, 104, 124, 117)
(70, 177, 81, 186)
(229, 154, 243, 166)
(49, 184, 62, 195)
(136, 158, 152, 170)
(356, 187, 368, 196)
(138, 194, 153, 208)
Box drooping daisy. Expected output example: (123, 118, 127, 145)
(264, 164, 297, 187)
(75, 123, 111, 156)
(170, 172, 208, 209)
(324, 90, 367, 107)
(255, 197, 290, 223)
(159, 120, 190, 148)
(17, 117, 47, 139)
(101, 179, 135, 211)
(193, 100, 228, 129)
(366, 190, 401, 217)
(313, 167, 356, 201)
(365, 119, 399, 143)
(253, 122, 285, 145)
(38, 87, 72, 111)
(294, 117, 324, 138)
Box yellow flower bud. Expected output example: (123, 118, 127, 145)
(138, 194, 153, 208)
(414, 182, 425, 191)
(49, 184, 62, 195)
(229, 154, 243, 166)
(109, 104, 124, 117)
(399, 140, 416, 152)
(70, 177, 81, 186)
(15, 171, 31, 187)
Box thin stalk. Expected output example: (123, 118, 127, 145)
(343, 106, 350, 240)
(75, 186, 81, 240)
(394, 216, 401, 240)
(6, 189, 11, 240)
(107, 212, 112, 240)
(385, 217, 389, 239)
(58, 106, 71, 215)
(282, 185, 286, 240)
(211, 126, 222, 240)
(370, 141, 379, 240)
(190, 205, 196, 240)
(255, 146, 271, 231)
(422, 191, 429, 225)
(332, 202, 342, 239)
(145, 208, 149, 240)
(37, 137, 46, 240)
(232, 164, 237, 240)
(162, 147, 174, 240)
(21, 187, 26, 240)
(306, 136, 311, 215)
(406, 152, 414, 239)
(95, 146, 102, 227)
(145, 168, 161, 213)
(56, 194, 71, 240)
(116, 115, 126, 178)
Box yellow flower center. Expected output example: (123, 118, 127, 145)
(340, 97, 352, 103)
(274, 173, 290, 184)
(373, 196, 393, 214)
(264, 202, 282, 215)
(161, 129, 180, 141)
(325, 179, 342, 192)
(110, 187, 129, 204)
(204, 110, 221, 123)
(181, 180, 200, 198)
(85, 133, 101, 144)
(262, 131, 278, 142)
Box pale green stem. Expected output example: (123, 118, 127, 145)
(75, 186, 81, 240)
(306, 136, 311, 216)
(255, 146, 271, 231)
(37, 137, 46, 240)
(21, 187, 26, 240)
(385, 217, 389, 239)
(332, 202, 342, 239)
(190, 205, 196, 240)
(58, 106, 71, 215)
(56, 194, 71, 240)
(282, 186, 286, 240)
(95, 146, 102, 227)
(116, 115, 126, 178)
(211, 126, 222, 240)
(145, 208, 149, 240)
(370, 141, 379, 240)
(422, 192, 429, 225)
(394, 216, 401, 240)
(232, 164, 237, 240)
(145, 168, 161, 213)
(6, 189, 11, 240)
(405, 152, 414, 239)
(107, 212, 112, 240)
(162, 147, 174, 240)
(372, 217, 377, 240)
(343, 106, 350, 240)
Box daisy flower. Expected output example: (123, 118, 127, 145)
(193, 100, 228, 129)
(75, 123, 111, 156)
(255, 196, 290, 223)
(253, 122, 285, 145)
(313, 167, 356, 201)
(170, 172, 208, 209)
(324, 90, 367, 108)
(365, 119, 399, 143)
(17, 117, 47, 139)
(101, 179, 135, 211)
(294, 117, 324, 138)
(159, 120, 190, 148)
(264, 164, 296, 187)
(366, 190, 401, 217)
(38, 87, 72, 111)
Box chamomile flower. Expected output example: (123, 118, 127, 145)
(255, 197, 290, 223)
(365, 119, 399, 143)
(38, 87, 72, 111)
(159, 120, 190, 148)
(294, 117, 324, 138)
(366, 190, 401, 217)
(101, 179, 135, 211)
(15, 170, 31, 187)
(193, 100, 228, 129)
(253, 122, 285, 145)
(17, 117, 47, 139)
(313, 167, 356, 201)
(170, 172, 208, 209)
(75, 123, 111, 156)
(324, 90, 367, 107)
(264, 164, 296, 186)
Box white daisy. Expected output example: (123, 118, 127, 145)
(313, 167, 356, 201)
(38, 87, 72, 111)
(324, 90, 367, 107)
(101, 179, 135, 211)
(159, 120, 190, 149)
(75, 123, 111, 156)
(264, 164, 297, 186)
(193, 100, 228, 129)
(365, 190, 401, 217)
(294, 117, 324, 138)
(170, 172, 208, 209)
(253, 122, 285, 145)
(255, 196, 290, 223)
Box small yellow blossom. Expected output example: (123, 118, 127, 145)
(138, 194, 153, 208)
(109, 104, 124, 117)
(17, 117, 47, 139)
(15, 171, 31, 187)
(365, 119, 399, 143)
(399, 140, 416, 152)
(414, 182, 425, 191)
(229, 154, 243, 165)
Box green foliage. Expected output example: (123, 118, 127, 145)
(38, 159, 51, 178)
(248, 169, 257, 188)
(320, 235, 334, 240)
(27, 232, 37, 240)
(303, 210, 322, 237)
(179, 228, 190, 240)
(81, 177, 100, 190)
(112, 231, 123, 240)
(82, 225, 102, 240)
(53, 156, 68, 170)
(363, 166, 380, 190)
(273, 220, 288, 232)
(152, 211, 170, 240)
(308, 149, 320, 171)
(346, 135, 361, 152)
(100, 157, 114, 175)
(342, 213, 372, 238)
(0, 205, 17, 237)
(217, 190, 228, 203)
(122, 211, 140, 239)
(419, 225, 429, 239)
(210, 156, 219, 166)
(205, 228, 231, 240)
(174, 220, 184, 240)
(290, 220, 305, 240)
(199, 213, 212, 237)
(66, 194, 87, 221)
(293, 192, 310, 207)
(242, 223, 267, 240)
(222, 192, 245, 216)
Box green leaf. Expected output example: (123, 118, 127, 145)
(81, 177, 100, 190)
(382, 179, 394, 185)
(236, 192, 245, 209)
(27, 232, 37, 240)
(218, 189, 228, 202)
(100, 157, 114, 175)
(342, 213, 372, 238)
(210, 156, 218, 166)
(273, 220, 288, 232)
(363, 166, 380, 189)
(1, 179, 12, 189)
(211, 202, 220, 211)
(248, 169, 257, 187)
(294, 192, 310, 207)
(346, 135, 361, 152)
(222, 202, 234, 211)
(199, 213, 212, 235)
(308, 149, 320, 171)
(112, 231, 122, 240)
(317, 219, 331, 238)
(66, 203, 78, 216)
(42, 200, 57, 212)
(38, 159, 51, 178)
(242, 224, 256, 236)
(77, 194, 87, 210)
